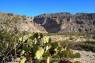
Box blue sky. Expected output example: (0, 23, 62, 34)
(0, 0, 95, 16)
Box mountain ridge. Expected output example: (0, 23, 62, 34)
(0, 12, 95, 33)
(34, 12, 95, 33)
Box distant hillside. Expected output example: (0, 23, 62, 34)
(0, 13, 46, 33)
(0, 12, 95, 33)
(34, 12, 95, 33)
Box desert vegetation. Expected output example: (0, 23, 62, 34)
(0, 30, 81, 63)
(0, 13, 95, 63)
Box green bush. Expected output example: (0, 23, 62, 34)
(74, 61, 80, 63)
(79, 41, 95, 52)
(62, 48, 80, 59)
(63, 49, 74, 58)
(0, 31, 80, 63)
(74, 53, 80, 58)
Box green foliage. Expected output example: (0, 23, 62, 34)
(74, 61, 80, 63)
(63, 49, 75, 58)
(62, 48, 80, 58)
(79, 41, 95, 52)
(0, 30, 20, 62)
(74, 53, 80, 58)
(0, 31, 80, 63)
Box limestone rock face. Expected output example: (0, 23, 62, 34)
(0, 12, 95, 33)
(34, 13, 95, 33)
(0, 13, 47, 33)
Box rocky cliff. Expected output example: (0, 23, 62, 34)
(0, 12, 95, 33)
(34, 12, 95, 33)
(0, 13, 47, 33)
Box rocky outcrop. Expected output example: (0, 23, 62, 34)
(0, 13, 47, 33)
(34, 12, 95, 33)
(0, 12, 95, 33)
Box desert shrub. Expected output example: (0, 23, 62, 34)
(0, 31, 80, 63)
(0, 30, 20, 62)
(62, 48, 74, 58)
(79, 41, 95, 52)
(62, 48, 80, 58)
(92, 35, 95, 39)
(74, 53, 80, 58)
(74, 61, 80, 63)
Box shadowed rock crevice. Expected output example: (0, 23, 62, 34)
(34, 16, 61, 33)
